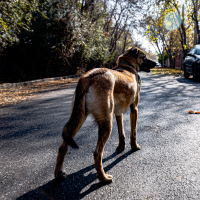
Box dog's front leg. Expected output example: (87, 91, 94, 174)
(130, 104, 141, 151)
(116, 114, 126, 153)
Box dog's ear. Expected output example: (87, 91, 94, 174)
(129, 47, 139, 58)
(123, 47, 139, 58)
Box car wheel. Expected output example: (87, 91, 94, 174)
(193, 65, 200, 82)
(184, 64, 189, 79)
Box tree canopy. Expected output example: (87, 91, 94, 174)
(142, 0, 199, 67)
(1, 0, 151, 82)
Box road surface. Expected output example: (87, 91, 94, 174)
(1, 72, 200, 199)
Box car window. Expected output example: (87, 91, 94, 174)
(189, 47, 195, 54)
(196, 48, 200, 55)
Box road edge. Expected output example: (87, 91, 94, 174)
(0, 74, 83, 89)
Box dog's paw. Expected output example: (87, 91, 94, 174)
(131, 144, 141, 152)
(116, 145, 126, 153)
(54, 171, 67, 181)
(97, 174, 113, 183)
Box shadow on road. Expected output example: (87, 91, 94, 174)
(16, 149, 134, 200)
(176, 76, 200, 84)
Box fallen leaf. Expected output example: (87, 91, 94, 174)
(188, 111, 194, 114)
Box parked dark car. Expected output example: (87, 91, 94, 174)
(155, 62, 161, 67)
(184, 44, 200, 81)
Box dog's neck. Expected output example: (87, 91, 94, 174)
(113, 61, 142, 92)
(119, 61, 137, 71)
(116, 55, 139, 71)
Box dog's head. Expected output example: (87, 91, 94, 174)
(125, 47, 146, 65)
(117, 47, 147, 71)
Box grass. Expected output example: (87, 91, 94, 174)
(151, 67, 184, 76)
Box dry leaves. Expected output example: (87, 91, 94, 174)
(0, 78, 79, 107)
(151, 68, 184, 76)
(188, 111, 200, 114)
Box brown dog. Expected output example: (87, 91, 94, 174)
(54, 47, 146, 183)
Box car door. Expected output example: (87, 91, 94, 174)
(186, 47, 196, 73)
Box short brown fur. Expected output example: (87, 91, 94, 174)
(54, 47, 146, 183)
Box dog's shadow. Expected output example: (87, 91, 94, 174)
(17, 149, 134, 200)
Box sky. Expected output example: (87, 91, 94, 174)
(133, 32, 157, 54)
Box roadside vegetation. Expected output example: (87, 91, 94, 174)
(0, 0, 156, 83)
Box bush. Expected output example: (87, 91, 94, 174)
(158, 52, 168, 64)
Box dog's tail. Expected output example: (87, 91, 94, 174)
(62, 76, 90, 149)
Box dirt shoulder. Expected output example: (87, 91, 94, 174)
(0, 78, 79, 107)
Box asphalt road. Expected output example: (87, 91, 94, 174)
(1, 72, 200, 200)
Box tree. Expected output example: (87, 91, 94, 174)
(103, 0, 143, 60)
(158, 0, 193, 59)
(0, 0, 37, 51)
(189, 0, 199, 44)
(143, 0, 195, 70)
(144, 8, 171, 67)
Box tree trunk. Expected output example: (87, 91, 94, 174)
(122, 33, 127, 54)
(193, 0, 198, 44)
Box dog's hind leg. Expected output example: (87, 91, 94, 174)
(130, 103, 141, 151)
(91, 90, 114, 183)
(94, 116, 113, 183)
(54, 140, 69, 179)
(54, 114, 88, 179)
(116, 114, 126, 153)
(54, 111, 88, 179)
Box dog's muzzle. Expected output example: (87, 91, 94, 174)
(143, 57, 147, 63)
